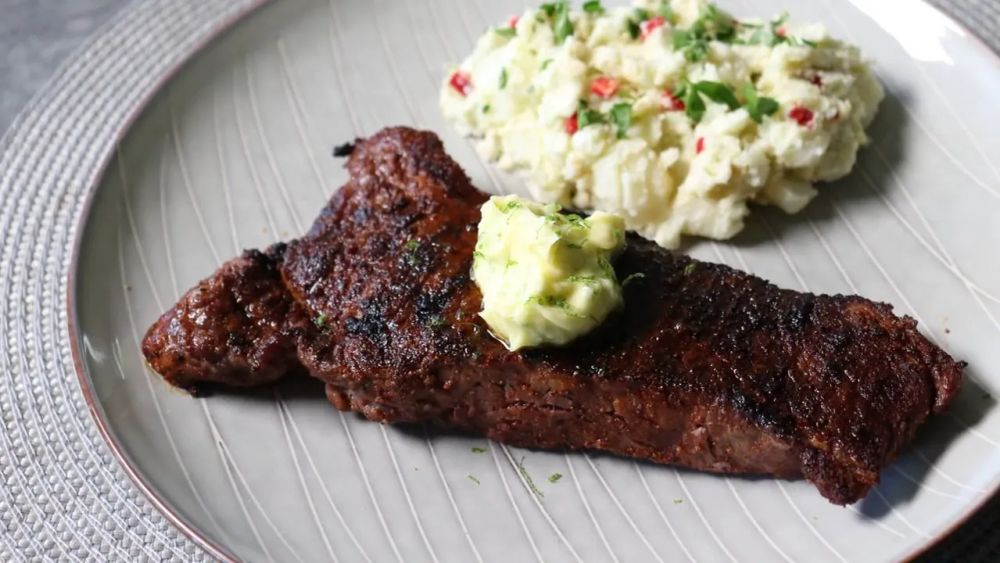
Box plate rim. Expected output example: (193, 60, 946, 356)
(60, 0, 1000, 561)
(62, 1, 268, 560)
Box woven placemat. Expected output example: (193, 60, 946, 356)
(0, 0, 260, 559)
(0, 0, 996, 561)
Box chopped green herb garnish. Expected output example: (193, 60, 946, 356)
(540, 58, 553, 70)
(622, 272, 646, 287)
(482, 104, 491, 114)
(500, 199, 522, 212)
(471, 446, 487, 453)
(679, 81, 740, 122)
(403, 238, 423, 266)
(683, 262, 697, 276)
(539, 2, 557, 17)
(576, 100, 605, 129)
(515, 456, 544, 498)
(671, 3, 736, 60)
(569, 275, 600, 286)
(582, 0, 604, 14)
(742, 83, 779, 123)
(598, 256, 615, 278)
(426, 315, 445, 329)
(314, 313, 328, 328)
(739, 12, 815, 48)
(609, 102, 632, 139)
(626, 18, 641, 39)
(552, 0, 573, 44)
(549, 473, 563, 483)
(673, 498, 684, 504)
(532, 294, 571, 310)
(633, 8, 650, 21)
(656, 0, 673, 20)
(494, 27, 516, 38)
(499, 67, 509, 89)
(468, 474, 481, 485)
(693, 81, 739, 109)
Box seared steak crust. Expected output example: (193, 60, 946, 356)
(142, 127, 964, 504)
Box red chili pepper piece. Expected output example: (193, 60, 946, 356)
(449, 71, 473, 97)
(810, 74, 823, 87)
(565, 113, 579, 135)
(776, 26, 787, 38)
(696, 137, 705, 154)
(788, 106, 814, 126)
(508, 15, 519, 29)
(590, 76, 619, 99)
(641, 16, 666, 41)
(663, 89, 686, 111)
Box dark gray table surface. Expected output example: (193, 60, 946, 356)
(1, 0, 997, 561)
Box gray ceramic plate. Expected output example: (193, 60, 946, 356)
(71, 0, 1000, 561)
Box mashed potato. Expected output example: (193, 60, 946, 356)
(440, 0, 883, 248)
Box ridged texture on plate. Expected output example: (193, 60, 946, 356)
(3, 0, 1000, 561)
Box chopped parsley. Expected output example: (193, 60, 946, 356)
(671, 4, 735, 61)
(499, 67, 509, 89)
(540, 58, 553, 70)
(742, 83, 779, 123)
(582, 0, 604, 15)
(740, 13, 817, 47)
(482, 104, 491, 114)
(403, 238, 423, 266)
(609, 102, 632, 139)
(655, 0, 673, 19)
(626, 18, 641, 40)
(494, 27, 516, 38)
(692, 81, 739, 109)
(673, 498, 684, 504)
(683, 262, 697, 276)
(625, 6, 658, 40)
(500, 199, 522, 212)
(468, 474, 481, 485)
(676, 81, 739, 122)
(515, 456, 544, 498)
(548, 473, 563, 483)
(576, 100, 605, 129)
(541, 0, 573, 44)
(313, 313, 328, 329)
(471, 446, 487, 453)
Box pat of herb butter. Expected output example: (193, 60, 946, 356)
(472, 195, 625, 350)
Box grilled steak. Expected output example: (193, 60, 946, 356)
(142, 127, 964, 504)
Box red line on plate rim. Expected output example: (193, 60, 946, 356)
(64, 1, 271, 561)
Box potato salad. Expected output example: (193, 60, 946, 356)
(440, 0, 883, 248)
